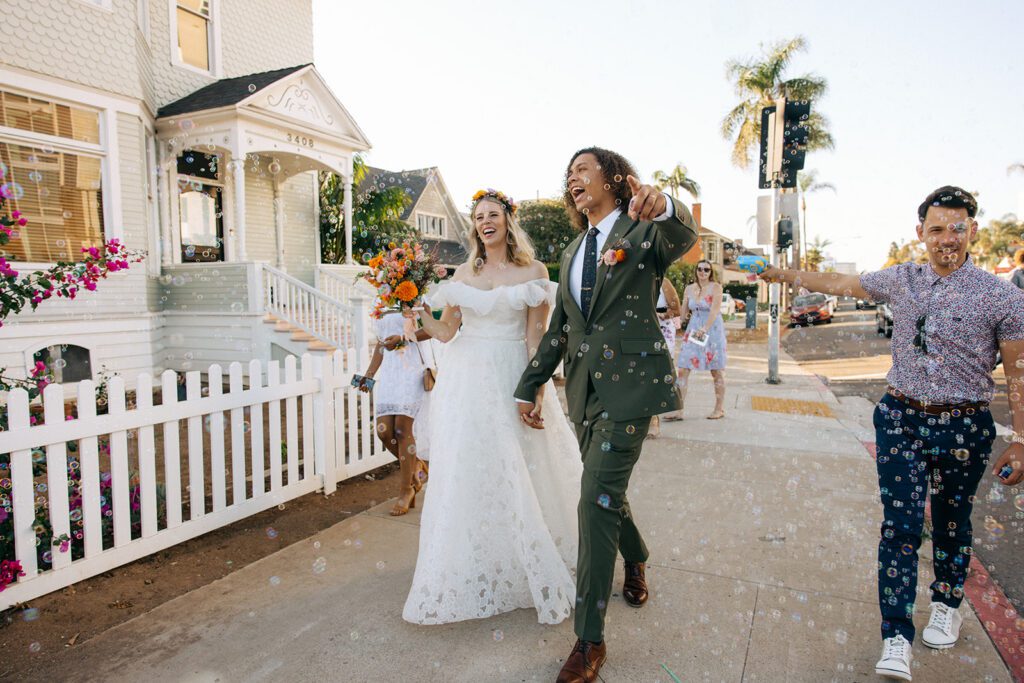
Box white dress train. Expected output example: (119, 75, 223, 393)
(402, 279, 583, 626)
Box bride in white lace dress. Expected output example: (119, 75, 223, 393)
(402, 189, 583, 626)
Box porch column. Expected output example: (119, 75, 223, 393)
(157, 145, 173, 267)
(343, 174, 353, 265)
(273, 178, 286, 271)
(230, 155, 248, 261)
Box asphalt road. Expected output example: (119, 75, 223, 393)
(783, 303, 1023, 614)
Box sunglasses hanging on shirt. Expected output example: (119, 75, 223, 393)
(913, 315, 928, 354)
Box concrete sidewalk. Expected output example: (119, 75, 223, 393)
(43, 344, 1011, 682)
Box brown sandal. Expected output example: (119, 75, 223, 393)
(390, 487, 417, 516)
(412, 459, 429, 492)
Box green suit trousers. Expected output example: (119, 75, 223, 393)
(572, 380, 650, 643)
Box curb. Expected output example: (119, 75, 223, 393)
(861, 441, 1023, 682)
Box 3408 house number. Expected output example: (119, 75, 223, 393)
(287, 133, 314, 148)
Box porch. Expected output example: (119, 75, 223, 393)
(154, 64, 370, 273)
(153, 65, 376, 372)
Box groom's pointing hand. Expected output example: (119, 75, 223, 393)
(626, 175, 667, 222)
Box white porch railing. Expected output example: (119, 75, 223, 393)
(0, 351, 392, 609)
(316, 264, 363, 307)
(261, 263, 367, 356)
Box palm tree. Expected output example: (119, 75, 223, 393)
(796, 170, 836, 269)
(804, 235, 832, 272)
(721, 36, 834, 169)
(652, 163, 701, 200)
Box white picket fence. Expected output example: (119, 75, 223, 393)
(0, 351, 392, 609)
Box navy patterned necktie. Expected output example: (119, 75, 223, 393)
(581, 226, 599, 318)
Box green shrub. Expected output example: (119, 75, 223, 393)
(665, 262, 695, 296)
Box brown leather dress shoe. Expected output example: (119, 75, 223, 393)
(556, 639, 606, 683)
(623, 561, 649, 607)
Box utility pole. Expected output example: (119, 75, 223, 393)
(758, 97, 811, 385)
(759, 101, 783, 384)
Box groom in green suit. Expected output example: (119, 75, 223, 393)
(515, 147, 699, 682)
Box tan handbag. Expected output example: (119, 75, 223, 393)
(415, 342, 436, 392)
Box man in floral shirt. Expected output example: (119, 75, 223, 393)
(762, 186, 1024, 681)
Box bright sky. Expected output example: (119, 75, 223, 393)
(313, 0, 1024, 271)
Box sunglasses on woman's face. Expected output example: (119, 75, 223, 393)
(697, 267, 711, 273)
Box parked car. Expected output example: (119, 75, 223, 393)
(856, 297, 878, 310)
(789, 293, 833, 326)
(721, 292, 737, 316)
(876, 302, 893, 337)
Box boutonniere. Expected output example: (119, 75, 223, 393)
(601, 239, 631, 267)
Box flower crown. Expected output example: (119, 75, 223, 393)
(471, 188, 517, 216)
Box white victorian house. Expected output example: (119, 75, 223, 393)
(0, 0, 376, 389)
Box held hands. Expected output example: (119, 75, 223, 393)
(992, 443, 1023, 486)
(382, 334, 404, 351)
(626, 175, 667, 222)
(517, 393, 545, 430)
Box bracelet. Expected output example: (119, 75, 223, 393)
(1011, 433, 1024, 447)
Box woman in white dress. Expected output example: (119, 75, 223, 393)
(358, 312, 430, 516)
(648, 278, 683, 438)
(402, 189, 583, 626)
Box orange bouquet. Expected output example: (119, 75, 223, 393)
(359, 241, 447, 319)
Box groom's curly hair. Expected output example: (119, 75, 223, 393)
(562, 147, 638, 232)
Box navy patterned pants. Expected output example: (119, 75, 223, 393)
(873, 393, 995, 642)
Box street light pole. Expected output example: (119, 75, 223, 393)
(765, 98, 786, 385)
(767, 183, 781, 384)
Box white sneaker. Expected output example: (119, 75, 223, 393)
(875, 634, 913, 681)
(922, 602, 963, 649)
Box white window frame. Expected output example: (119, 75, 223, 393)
(416, 212, 446, 238)
(0, 88, 117, 268)
(703, 239, 720, 264)
(144, 127, 160, 275)
(172, 150, 226, 264)
(137, 0, 151, 43)
(169, 0, 222, 77)
(23, 339, 97, 387)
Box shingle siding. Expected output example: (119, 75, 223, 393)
(1, 0, 314, 114)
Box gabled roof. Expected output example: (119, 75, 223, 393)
(360, 167, 434, 221)
(158, 64, 310, 117)
(698, 225, 734, 242)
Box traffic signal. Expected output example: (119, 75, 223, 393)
(779, 101, 810, 188)
(777, 218, 794, 251)
(757, 105, 775, 189)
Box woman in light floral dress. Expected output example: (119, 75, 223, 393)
(666, 260, 727, 420)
